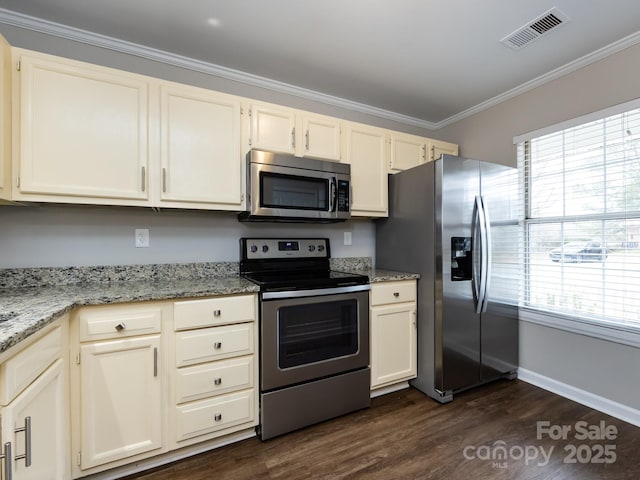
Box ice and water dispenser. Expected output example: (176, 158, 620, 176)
(451, 237, 472, 281)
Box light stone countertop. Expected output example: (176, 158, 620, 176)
(0, 259, 418, 355)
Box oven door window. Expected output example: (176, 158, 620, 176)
(277, 299, 358, 369)
(260, 172, 329, 211)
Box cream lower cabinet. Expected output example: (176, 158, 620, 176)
(0, 317, 69, 480)
(342, 121, 389, 217)
(70, 303, 166, 477)
(370, 280, 418, 390)
(171, 295, 258, 449)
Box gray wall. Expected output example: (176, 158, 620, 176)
(439, 43, 640, 412)
(438, 42, 640, 167)
(0, 205, 374, 268)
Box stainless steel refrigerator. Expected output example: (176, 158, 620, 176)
(376, 154, 521, 403)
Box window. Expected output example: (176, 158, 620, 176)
(519, 102, 640, 332)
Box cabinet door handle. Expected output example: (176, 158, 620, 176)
(214, 342, 222, 349)
(214, 414, 222, 422)
(13, 416, 31, 467)
(162, 167, 167, 193)
(0, 442, 13, 480)
(213, 309, 221, 317)
(141, 166, 146, 192)
(153, 347, 158, 377)
(115, 322, 126, 332)
(214, 377, 222, 386)
(291, 128, 295, 149)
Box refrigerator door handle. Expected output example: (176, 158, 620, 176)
(473, 196, 489, 314)
(480, 195, 492, 313)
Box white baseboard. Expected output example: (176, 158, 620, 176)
(518, 368, 640, 427)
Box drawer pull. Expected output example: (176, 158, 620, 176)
(393, 292, 400, 298)
(214, 342, 222, 349)
(214, 413, 222, 422)
(214, 377, 222, 386)
(0, 442, 12, 480)
(115, 322, 126, 332)
(14, 416, 31, 467)
(213, 309, 221, 317)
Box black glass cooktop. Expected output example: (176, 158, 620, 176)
(239, 237, 369, 292)
(242, 269, 369, 292)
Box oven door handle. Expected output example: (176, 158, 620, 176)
(261, 284, 370, 300)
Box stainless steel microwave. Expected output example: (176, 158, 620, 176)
(239, 150, 351, 222)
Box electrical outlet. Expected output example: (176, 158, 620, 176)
(135, 228, 149, 248)
(343, 231, 352, 246)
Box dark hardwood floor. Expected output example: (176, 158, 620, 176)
(126, 380, 640, 480)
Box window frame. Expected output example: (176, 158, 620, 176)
(516, 98, 640, 347)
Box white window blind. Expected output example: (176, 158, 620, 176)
(519, 105, 640, 331)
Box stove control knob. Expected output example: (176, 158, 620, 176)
(317, 244, 325, 252)
(308, 245, 316, 252)
(262, 245, 269, 253)
(250, 245, 258, 253)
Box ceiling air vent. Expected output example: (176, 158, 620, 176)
(501, 7, 570, 49)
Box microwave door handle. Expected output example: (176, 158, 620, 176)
(329, 177, 337, 212)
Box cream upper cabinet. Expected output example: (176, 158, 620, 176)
(0, 318, 69, 480)
(370, 280, 418, 389)
(299, 112, 341, 161)
(246, 102, 341, 161)
(13, 50, 150, 205)
(428, 138, 458, 161)
(0, 34, 10, 200)
(342, 121, 389, 217)
(389, 132, 427, 173)
(247, 103, 296, 155)
(159, 83, 243, 209)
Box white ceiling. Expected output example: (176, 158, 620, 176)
(1, 1, 639, 129)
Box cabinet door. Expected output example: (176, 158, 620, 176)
(428, 138, 458, 161)
(79, 335, 161, 470)
(1, 359, 68, 480)
(390, 132, 426, 173)
(370, 304, 417, 388)
(0, 34, 10, 200)
(300, 113, 341, 161)
(249, 104, 296, 154)
(160, 84, 242, 208)
(343, 122, 388, 217)
(16, 52, 149, 203)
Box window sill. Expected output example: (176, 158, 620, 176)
(519, 308, 640, 349)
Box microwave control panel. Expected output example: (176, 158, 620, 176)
(336, 180, 350, 212)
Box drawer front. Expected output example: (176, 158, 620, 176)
(175, 323, 254, 367)
(175, 389, 255, 441)
(79, 304, 163, 342)
(174, 295, 256, 330)
(175, 356, 254, 404)
(370, 280, 417, 306)
(0, 326, 63, 405)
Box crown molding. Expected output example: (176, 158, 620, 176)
(434, 29, 640, 130)
(0, 8, 439, 130)
(1, 8, 639, 132)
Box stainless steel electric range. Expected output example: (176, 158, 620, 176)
(239, 237, 371, 440)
